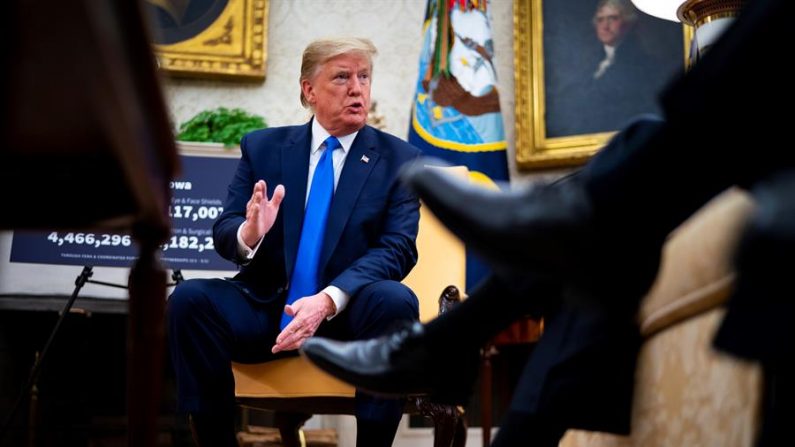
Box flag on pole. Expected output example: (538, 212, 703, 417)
(408, 0, 510, 290)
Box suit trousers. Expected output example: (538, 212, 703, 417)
(167, 277, 419, 444)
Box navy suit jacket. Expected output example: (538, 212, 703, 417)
(212, 120, 422, 304)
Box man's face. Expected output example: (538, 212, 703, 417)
(594, 5, 628, 46)
(301, 53, 371, 136)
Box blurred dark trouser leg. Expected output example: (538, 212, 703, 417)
(422, 273, 560, 353)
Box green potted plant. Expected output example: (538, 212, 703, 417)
(177, 107, 267, 148)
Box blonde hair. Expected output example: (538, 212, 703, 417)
(299, 37, 378, 108)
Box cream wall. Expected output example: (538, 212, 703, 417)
(163, 0, 523, 180)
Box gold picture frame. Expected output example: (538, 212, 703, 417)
(514, 0, 691, 170)
(151, 0, 269, 81)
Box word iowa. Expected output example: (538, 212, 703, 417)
(170, 181, 193, 190)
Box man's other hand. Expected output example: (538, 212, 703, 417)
(272, 292, 337, 353)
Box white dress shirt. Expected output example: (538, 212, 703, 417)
(235, 119, 357, 318)
(593, 44, 616, 79)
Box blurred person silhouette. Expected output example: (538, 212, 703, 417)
(301, 0, 793, 445)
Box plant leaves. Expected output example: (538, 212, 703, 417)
(177, 107, 267, 148)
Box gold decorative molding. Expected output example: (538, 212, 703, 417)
(514, 0, 601, 169)
(678, 0, 746, 27)
(514, 0, 692, 170)
(152, 0, 268, 81)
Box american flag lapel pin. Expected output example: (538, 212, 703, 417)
(360, 155, 370, 164)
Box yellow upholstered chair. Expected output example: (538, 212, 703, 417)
(559, 188, 762, 447)
(232, 166, 469, 447)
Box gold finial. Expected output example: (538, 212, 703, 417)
(677, 0, 746, 27)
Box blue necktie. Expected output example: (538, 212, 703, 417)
(280, 136, 341, 330)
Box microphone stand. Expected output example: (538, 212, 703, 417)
(0, 266, 184, 443)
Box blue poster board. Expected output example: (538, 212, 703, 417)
(10, 151, 241, 270)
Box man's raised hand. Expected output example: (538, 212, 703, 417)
(241, 180, 285, 247)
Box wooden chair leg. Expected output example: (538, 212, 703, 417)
(274, 412, 311, 447)
(481, 345, 496, 447)
(452, 413, 468, 447)
(432, 405, 466, 447)
(416, 397, 467, 447)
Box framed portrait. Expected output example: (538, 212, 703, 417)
(148, 0, 269, 81)
(514, 0, 691, 169)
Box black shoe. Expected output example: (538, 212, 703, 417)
(401, 163, 594, 278)
(401, 163, 660, 309)
(403, 164, 602, 284)
(300, 322, 477, 405)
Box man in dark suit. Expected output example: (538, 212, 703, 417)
(167, 37, 422, 447)
(301, 0, 793, 445)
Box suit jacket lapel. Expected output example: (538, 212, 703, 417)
(319, 126, 380, 272)
(282, 122, 312, 280)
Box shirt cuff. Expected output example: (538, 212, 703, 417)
(322, 285, 349, 320)
(236, 223, 263, 264)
